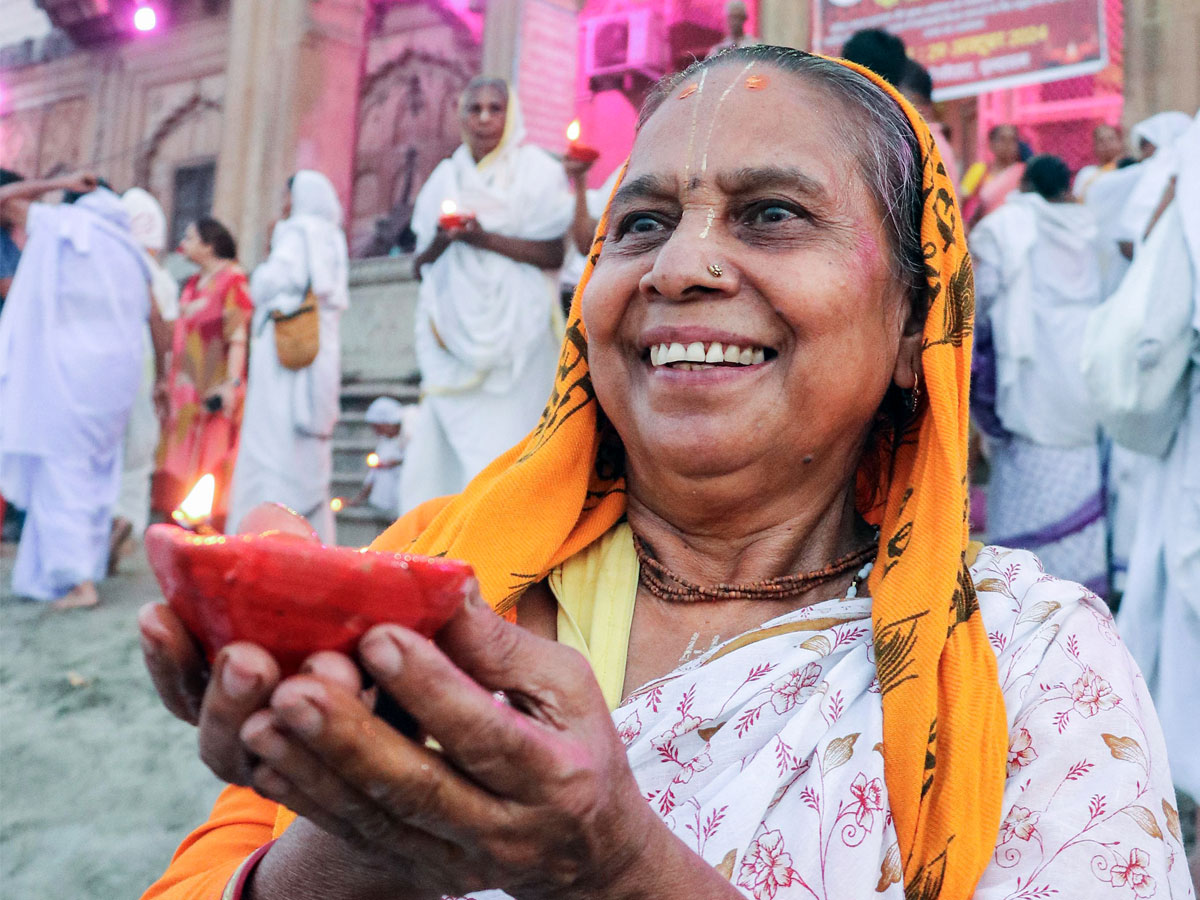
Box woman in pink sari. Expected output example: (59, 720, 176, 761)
(961, 124, 1025, 227)
(156, 218, 252, 528)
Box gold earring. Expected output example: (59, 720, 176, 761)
(708, 263, 723, 278)
(904, 372, 921, 414)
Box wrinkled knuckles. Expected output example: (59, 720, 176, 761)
(250, 764, 292, 801)
(364, 761, 446, 825)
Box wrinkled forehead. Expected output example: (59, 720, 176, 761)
(462, 83, 507, 109)
(628, 63, 863, 198)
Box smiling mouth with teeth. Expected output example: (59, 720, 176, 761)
(647, 341, 773, 369)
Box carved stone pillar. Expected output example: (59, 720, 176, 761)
(213, 0, 369, 267)
(481, 0, 522, 80)
(1122, 0, 1200, 128)
(758, 0, 810, 51)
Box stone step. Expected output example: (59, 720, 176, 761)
(333, 503, 393, 548)
(333, 441, 378, 475)
(338, 379, 420, 414)
(333, 408, 418, 443)
(331, 470, 369, 499)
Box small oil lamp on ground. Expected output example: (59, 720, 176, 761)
(564, 119, 599, 165)
(438, 199, 476, 230)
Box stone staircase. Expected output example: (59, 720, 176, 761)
(332, 256, 420, 547)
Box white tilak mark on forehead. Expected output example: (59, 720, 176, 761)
(699, 60, 758, 178)
(682, 69, 709, 184)
(698, 206, 716, 240)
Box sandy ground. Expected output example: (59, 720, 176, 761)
(1, 541, 223, 899)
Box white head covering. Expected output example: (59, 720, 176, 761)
(1120, 112, 1196, 246)
(120, 187, 168, 252)
(290, 170, 343, 226)
(364, 396, 406, 426)
(1130, 112, 1192, 155)
(285, 170, 349, 309)
(458, 79, 527, 174)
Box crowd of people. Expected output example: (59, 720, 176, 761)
(0, 21, 1197, 899)
(0, 167, 351, 601)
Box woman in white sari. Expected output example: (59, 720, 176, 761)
(227, 170, 349, 543)
(111, 187, 178, 568)
(1085, 112, 1194, 589)
(971, 156, 1108, 594)
(401, 78, 572, 512)
(1118, 111, 1200, 840)
(142, 50, 1191, 900)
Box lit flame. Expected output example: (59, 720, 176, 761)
(330, 497, 344, 512)
(566, 119, 581, 142)
(366, 452, 381, 468)
(441, 199, 457, 216)
(173, 474, 215, 527)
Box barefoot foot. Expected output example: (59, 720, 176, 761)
(51, 581, 100, 610)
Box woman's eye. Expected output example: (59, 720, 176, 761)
(620, 213, 666, 236)
(746, 203, 800, 226)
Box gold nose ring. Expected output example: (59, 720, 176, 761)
(708, 263, 723, 278)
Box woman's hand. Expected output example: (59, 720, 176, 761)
(444, 217, 483, 244)
(239, 589, 671, 900)
(203, 380, 237, 414)
(152, 378, 170, 421)
(57, 171, 100, 195)
(137, 601, 364, 785)
(563, 156, 594, 188)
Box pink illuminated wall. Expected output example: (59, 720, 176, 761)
(570, 0, 759, 187)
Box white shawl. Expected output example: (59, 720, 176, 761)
(974, 193, 1103, 447)
(411, 98, 571, 394)
(1118, 112, 1193, 247)
(248, 170, 349, 439)
(0, 189, 149, 466)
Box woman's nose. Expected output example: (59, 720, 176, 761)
(640, 212, 735, 301)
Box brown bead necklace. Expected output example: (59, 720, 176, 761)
(632, 530, 878, 603)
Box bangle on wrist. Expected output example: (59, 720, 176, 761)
(221, 840, 276, 900)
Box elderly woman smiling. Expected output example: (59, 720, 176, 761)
(139, 48, 1188, 900)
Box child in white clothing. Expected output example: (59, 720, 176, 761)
(348, 397, 408, 515)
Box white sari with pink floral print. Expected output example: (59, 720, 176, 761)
(469, 546, 1194, 900)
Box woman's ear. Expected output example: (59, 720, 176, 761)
(892, 301, 924, 391)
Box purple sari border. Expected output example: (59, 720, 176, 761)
(990, 491, 1106, 550)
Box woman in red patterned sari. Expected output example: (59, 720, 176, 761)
(156, 218, 252, 529)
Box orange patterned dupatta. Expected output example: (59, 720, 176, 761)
(372, 54, 1007, 899)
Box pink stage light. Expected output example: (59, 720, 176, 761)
(133, 5, 158, 32)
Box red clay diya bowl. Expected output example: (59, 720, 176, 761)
(144, 524, 475, 675)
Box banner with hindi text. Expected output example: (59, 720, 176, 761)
(811, 0, 1107, 100)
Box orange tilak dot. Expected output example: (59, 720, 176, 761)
(678, 83, 699, 99)
(745, 74, 768, 91)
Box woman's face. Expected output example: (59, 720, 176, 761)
(1093, 125, 1124, 164)
(989, 126, 1020, 165)
(461, 85, 508, 161)
(582, 66, 918, 500)
(179, 222, 208, 264)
